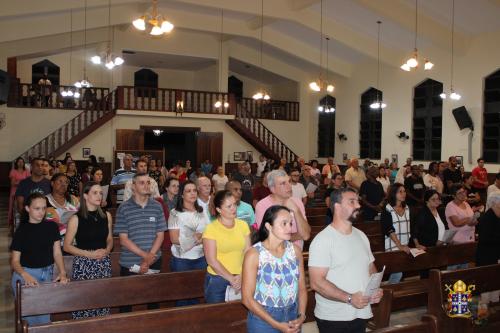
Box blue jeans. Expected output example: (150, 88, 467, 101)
(11, 265, 54, 326)
(447, 263, 468, 271)
(247, 302, 299, 333)
(387, 272, 403, 284)
(170, 256, 207, 306)
(204, 273, 230, 304)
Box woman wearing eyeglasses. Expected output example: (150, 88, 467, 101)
(412, 189, 448, 250)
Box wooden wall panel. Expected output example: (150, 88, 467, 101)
(115, 129, 144, 151)
(196, 132, 222, 169)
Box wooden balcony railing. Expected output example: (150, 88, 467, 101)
(8, 83, 110, 110)
(241, 97, 299, 121)
(115, 86, 235, 115)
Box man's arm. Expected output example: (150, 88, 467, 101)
(286, 198, 310, 241)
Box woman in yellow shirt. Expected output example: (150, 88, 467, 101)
(202, 190, 251, 303)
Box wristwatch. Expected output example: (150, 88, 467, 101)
(347, 293, 352, 305)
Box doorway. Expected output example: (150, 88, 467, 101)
(144, 127, 197, 168)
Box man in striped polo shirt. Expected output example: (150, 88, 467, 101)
(115, 172, 167, 312)
(110, 154, 136, 204)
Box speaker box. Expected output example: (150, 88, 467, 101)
(0, 70, 9, 105)
(452, 106, 473, 131)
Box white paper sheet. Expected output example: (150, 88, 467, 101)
(225, 286, 242, 302)
(442, 230, 458, 243)
(305, 183, 318, 193)
(129, 264, 160, 275)
(364, 266, 385, 298)
(410, 248, 426, 257)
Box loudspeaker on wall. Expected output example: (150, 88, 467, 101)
(452, 106, 473, 131)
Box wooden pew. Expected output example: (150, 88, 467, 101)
(24, 302, 248, 333)
(16, 270, 206, 333)
(372, 314, 438, 333)
(427, 264, 500, 333)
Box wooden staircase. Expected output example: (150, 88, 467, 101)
(226, 105, 298, 161)
(19, 93, 116, 161)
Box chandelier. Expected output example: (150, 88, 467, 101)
(440, 0, 461, 100)
(91, 0, 124, 69)
(252, 0, 271, 101)
(153, 129, 163, 136)
(132, 0, 174, 36)
(214, 9, 229, 109)
(75, 0, 92, 88)
(401, 0, 434, 71)
(61, 8, 80, 99)
(309, 0, 334, 93)
(370, 21, 387, 110)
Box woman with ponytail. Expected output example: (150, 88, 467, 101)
(242, 205, 307, 333)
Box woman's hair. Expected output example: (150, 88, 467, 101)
(88, 155, 98, 167)
(14, 157, 25, 170)
(386, 183, 406, 208)
(450, 183, 466, 197)
(20, 192, 47, 224)
(164, 177, 179, 190)
(424, 189, 440, 203)
(252, 205, 291, 244)
(213, 190, 234, 217)
(90, 166, 103, 179)
(50, 172, 71, 201)
(175, 180, 203, 213)
(79, 181, 106, 219)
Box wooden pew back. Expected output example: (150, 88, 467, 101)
(372, 314, 438, 333)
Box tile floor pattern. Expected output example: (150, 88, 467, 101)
(0, 191, 424, 333)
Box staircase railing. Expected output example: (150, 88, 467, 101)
(18, 91, 115, 161)
(241, 97, 299, 121)
(235, 105, 298, 161)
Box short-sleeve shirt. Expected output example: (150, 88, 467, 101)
(359, 180, 385, 220)
(255, 195, 307, 248)
(471, 167, 488, 189)
(232, 172, 254, 205)
(202, 219, 250, 275)
(212, 174, 229, 192)
(443, 168, 462, 192)
(236, 201, 255, 227)
(404, 176, 425, 206)
(110, 168, 136, 203)
(445, 201, 475, 244)
(308, 225, 374, 321)
(292, 183, 307, 200)
(168, 209, 209, 259)
(15, 177, 51, 202)
(114, 198, 167, 268)
(10, 221, 60, 268)
(344, 167, 366, 189)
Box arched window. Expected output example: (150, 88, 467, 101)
(483, 69, 500, 163)
(32, 59, 60, 86)
(360, 88, 382, 159)
(134, 68, 158, 98)
(412, 79, 443, 161)
(317, 95, 336, 157)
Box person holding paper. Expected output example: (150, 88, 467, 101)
(202, 190, 251, 303)
(168, 180, 209, 306)
(242, 205, 307, 333)
(380, 183, 411, 284)
(309, 188, 383, 333)
(115, 173, 167, 312)
(412, 190, 448, 250)
(63, 182, 113, 319)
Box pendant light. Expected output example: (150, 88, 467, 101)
(214, 9, 229, 109)
(370, 21, 387, 109)
(440, 0, 461, 100)
(132, 0, 174, 36)
(61, 8, 80, 98)
(401, 0, 434, 71)
(75, 0, 92, 88)
(318, 37, 335, 112)
(252, 0, 270, 101)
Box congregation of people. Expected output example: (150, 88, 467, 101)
(7, 151, 500, 332)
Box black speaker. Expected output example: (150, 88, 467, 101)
(452, 106, 473, 131)
(0, 70, 9, 105)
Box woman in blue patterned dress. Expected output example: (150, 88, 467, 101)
(63, 181, 113, 319)
(242, 205, 307, 333)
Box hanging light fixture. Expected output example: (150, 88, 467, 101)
(252, 0, 270, 101)
(214, 9, 229, 109)
(370, 21, 387, 109)
(401, 0, 433, 72)
(132, 0, 174, 36)
(318, 37, 335, 113)
(61, 8, 80, 99)
(90, 0, 124, 70)
(309, 0, 335, 93)
(441, 0, 461, 100)
(75, 0, 92, 88)
(152, 129, 163, 136)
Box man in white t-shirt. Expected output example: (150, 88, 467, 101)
(309, 187, 383, 332)
(290, 168, 307, 205)
(196, 176, 212, 222)
(486, 173, 500, 210)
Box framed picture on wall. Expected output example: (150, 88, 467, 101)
(456, 156, 463, 166)
(82, 148, 91, 158)
(234, 152, 247, 161)
(391, 154, 398, 165)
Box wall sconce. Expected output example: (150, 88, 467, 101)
(337, 133, 348, 142)
(175, 100, 184, 116)
(397, 131, 410, 141)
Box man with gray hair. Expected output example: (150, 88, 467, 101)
(111, 154, 136, 204)
(254, 169, 310, 247)
(196, 176, 212, 222)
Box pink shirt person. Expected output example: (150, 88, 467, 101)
(445, 200, 475, 244)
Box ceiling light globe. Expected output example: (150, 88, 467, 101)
(74, 81, 82, 88)
(105, 61, 115, 70)
(440, 92, 447, 99)
(263, 94, 270, 100)
(407, 57, 418, 68)
(424, 61, 434, 70)
(309, 81, 320, 92)
(380, 102, 387, 109)
(318, 106, 324, 112)
(61, 91, 68, 97)
(133, 17, 146, 31)
(114, 57, 124, 66)
(74, 92, 81, 99)
(400, 63, 411, 71)
(370, 102, 379, 109)
(67, 90, 74, 97)
(253, 92, 263, 100)
(223, 102, 229, 108)
(330, 107, 336, 112)
(91, 56, 101, 64)
(326, 84, 334, 93)
(161, 21, 174, 33)
(450, 92, 461, 100)
(214, 101, 222, 108)
(150, 25, 163, 36)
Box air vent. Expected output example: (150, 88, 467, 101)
(123, 50, 136, 54)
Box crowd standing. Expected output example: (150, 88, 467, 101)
(7, 152, 500, 331)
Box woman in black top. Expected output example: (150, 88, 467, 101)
(412, 189, 448, 249)
(64, 181, 113, 319)
(10, 192, 68, 326)
(476, 193, 500, 266)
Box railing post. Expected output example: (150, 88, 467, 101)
(116, 86, 124, 109)
(228, 94, 237, 115)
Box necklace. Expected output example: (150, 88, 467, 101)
(88, 210, 99, 222)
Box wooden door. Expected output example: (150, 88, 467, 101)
(196, 132, 222, 168)
(116, 129, 144, 150)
